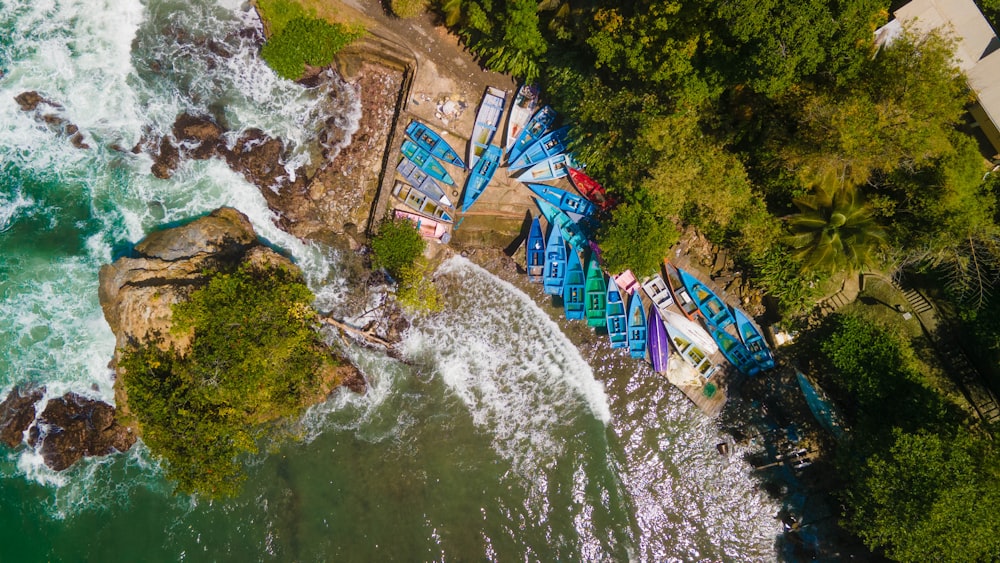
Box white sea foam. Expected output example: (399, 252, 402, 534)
(402, 256, 611, 476)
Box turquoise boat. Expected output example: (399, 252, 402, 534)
(509, 125, 570, 170)
(405, 120, 465, 168)
(506, 105, 556, 165)
(676, 266, 736, 329)
(584, 255, 607, 328)
(401, 139, 455, 185)
(705, 321, 759, 376)
(515, 153, 573, 182)
(606, 280, 628, 349)
(526, 216, 545, 283)
(796, 371, 847, 439)
(460, 144, 501, 213)
(469, 86, 506, 169)
(525, 183, 596, 219)
(731, 306, 776, 371)
(392, 181, 454, 222)
(626, 291, 647, 359)
(534, 198, 588, 250)
(564, 249, 586, 320)
(396, 158, 452, 207)
(543, 223, 567, 296)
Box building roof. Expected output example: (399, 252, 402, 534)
(892, 0, 1000, 142)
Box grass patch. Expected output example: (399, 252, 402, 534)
(256, 0, 364, 80)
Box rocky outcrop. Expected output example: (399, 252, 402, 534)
(27, 393, 136, 471)
(14, 91, 90, 149)
(0, 385, 45, 448)
(98, 207, 289, 359)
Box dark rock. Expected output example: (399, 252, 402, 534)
(173, 113, 225, 161)
(65, 123, 79, 136)
(14, 91, 51, 111)
(69, 132, 90, 150)
(151, 137, 180, 179)
(225, 128, 287, 189)
(0, 385, 45, 448)
(33, 393, 135, 471)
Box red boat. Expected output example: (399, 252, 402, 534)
(568, 167, 617, 211)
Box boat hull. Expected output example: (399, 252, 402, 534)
(515, 153, 572, 182)
(663, 261, 701, 321)
(543, 224, 567, 296)
(393, 209, 449, 242)
(396, 158, 452, 208)
(460, 145, 502, 212)
(732, 306, 776, 371)
(663, 319, 717, 379)
(401, 139, 455, 185)
(509, 126, 569, 170)
(707, 321, 759, 376)
(469, 87, 506, 169)
(641, 274, 674, 319)
(627, 292, 647, 359)
(647, 305, 670, 373)
(526, 216, 545, 283)
(585, 255, 607, 328)
(526, 183, 596, 219)
(568, 167, 616, 210)
(606, 281, 628, 349)
(534, 198, 588, 250)
(405, 121, 464, 168)
(564, 249, 586, 320)
(507, 106, 555, 164)
(677, 267, 736, 329)
(392, 181, 454, 222)
(505, 84, 539, 153)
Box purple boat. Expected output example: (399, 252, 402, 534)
(647, 305, 670, 373)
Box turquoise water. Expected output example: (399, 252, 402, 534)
(0, 0, 782, 560)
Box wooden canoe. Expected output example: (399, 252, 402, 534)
(509, 125, 569, 170)
(515, 153, 573, 182)
(641, 274, 674, 319)
(460, 144, 502, 213)
(506, 105, 556, 165)
(525, 183, 597, 219)
(706, 320, 760, 376)
(606, 279, 629, 349)
(505, 84, 540, 153)
(393, 209, 449, 242)
(405, 121, 465, 168)
(396, 158, 452, 208)
(401, 139, 455, 185)
(392, 181, 454, 223)
(526, 216, 545, 283)
(585, 254, 607, 328)
(543, 222, 567, 296)
(534, 198, 588, 251)
(663, 260, 701, 321)
(468, 87, 506, 170)
(647, 305, 670, 373)
(663, 316, 718, 379)
(568, 167, 616, 211)
(564, 248, 586, 321)
(676, 267, 736, 329)
(627, 291, 647, 359)
(731, 306, 776, 371)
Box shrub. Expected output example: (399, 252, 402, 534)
(257, 1, 364, 80)
(119, 263, 335, 497)
(390, 0, 427, 19)
(370, 217, 425, 278)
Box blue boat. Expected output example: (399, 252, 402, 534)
(515, 153, 573, 182)
(469, 87, 506, 170)
(534, 198, 588, 250)
(543, 224, 567, 296)
(563, 249, 586, 320)
(606, 280, 629, 349)
(676, 267, 736, 329)
(731, 306, 776, 371)
(647, 305, 670, 373)
(396, 158, 452, 207)
(505, 83, 540, 153)
(405, 121, 465, 168)
(509, 125, 570, 170)
(626, 291, 647, 359)
(401, 139, 455, 185)
(525, 183, 597, 219)
(705, 321, 760, 376)
(506, 106, 556, 165)
(460, 144, 501, 213)
(796, 371, 847, 440)
(526, 216, 545, 283)
(392, 181, 454, 222)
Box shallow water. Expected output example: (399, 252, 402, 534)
(0, 1, 782, 559)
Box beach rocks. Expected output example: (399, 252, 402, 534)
(27, 393, 136, 471)
(0, 385, 45, 448)
(14, 90, 90, 149)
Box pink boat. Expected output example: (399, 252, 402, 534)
(393, 209, 450, 242)
(613, 270, 640, 295)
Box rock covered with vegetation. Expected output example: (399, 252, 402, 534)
(99, 207, 363, 497)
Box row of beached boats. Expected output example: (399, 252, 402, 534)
(528, 215, 776, 379)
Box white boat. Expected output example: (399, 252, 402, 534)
(642, 274, 674, 318)
(468, 87, 507, 170)
(661, 310, 719, 355)
(505, 84, 539, 153)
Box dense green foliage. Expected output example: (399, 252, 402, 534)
(119, 264, 333, 497)
(785, 185, 886, 274)
(257, 0, 363, 80)
(438, 0, 1000, 311)
(371, 217, 426, 278)
(390, 0, 427, 19)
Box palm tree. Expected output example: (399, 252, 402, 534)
(785, 185, 887, 274)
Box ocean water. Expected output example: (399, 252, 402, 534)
(0, 0, 782, 560)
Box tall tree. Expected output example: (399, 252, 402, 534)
(785, 184, 887, 274)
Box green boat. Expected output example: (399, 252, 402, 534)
(584, 254, 607, 328)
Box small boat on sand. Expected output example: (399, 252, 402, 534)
(460, 144, 502, 213)
(534, 198, 588, 251)
(677, 266, 736, 329)
(705, 321, 759, 376)
(505, 84, 540, 153)
(641, 274, 674, 319)
(526, 216, 545, 283)
(613, 270, 640, 296)
(568, 167, 616, 211)
(515, 153, 573, 182)
(393, 209, 449, 242)
(405, 120, 464, 168)
(627, 291, 647, 360)
(661, 310, 718, 355)
(663, 261, 700, 321)
(392, 181, 454, 222)
(396, 158, 452, 208)
(543, 223, 567, 296)
(507, 106, 556, 165)
(606, 280, 628, 349)
(732, 307, 776, 371)
(647, 305, 670, 373)
(525, 183, 597, 219)
(509, 126, 570, 170)
(663, 316, 718, 378)
(469, 87, 506, 170)
(796, 371, 847, 439)
(585, 255, 607, 328)
(564, 249, 586, 320)
(401, 139, 455, 185)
